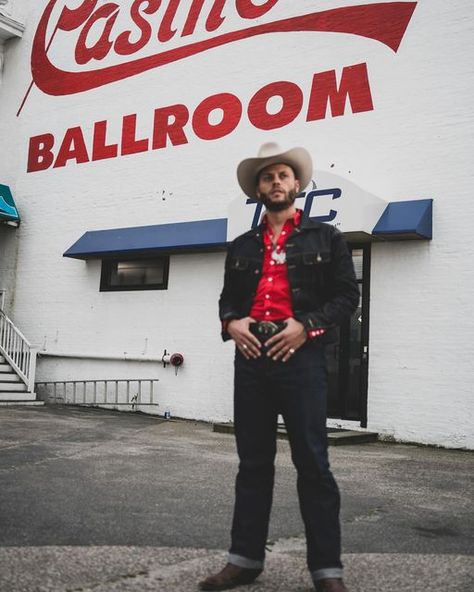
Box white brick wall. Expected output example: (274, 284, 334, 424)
(34, 252, 235, 423)
(1, 1, 473, 448)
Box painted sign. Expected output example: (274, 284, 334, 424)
(23, 1, 418, 174)
(27, 62, 376, 172)
(29, 1, 416, 96)
(227, 170, 387, 240)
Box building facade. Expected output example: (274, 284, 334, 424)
(1, 0, 473, 448)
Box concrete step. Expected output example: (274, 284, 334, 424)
(0, 373, 21, 382)
(213, 423, 379, 446)
(0, 400, 44, 406)
(0, 382, 27, 392)
(325, 429, 379, 446)
(0, 390, 35, 401)
(0, 363, 13, 373)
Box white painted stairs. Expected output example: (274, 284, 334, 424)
(0, 354, 43, 406)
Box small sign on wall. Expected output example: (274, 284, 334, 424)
(227, 171, 387, 241)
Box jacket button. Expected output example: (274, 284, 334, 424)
(254, 270, 260, 274)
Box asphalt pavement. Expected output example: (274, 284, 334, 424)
(0, 405, 472, 591)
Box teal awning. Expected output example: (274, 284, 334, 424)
(0, 184, 20, 224)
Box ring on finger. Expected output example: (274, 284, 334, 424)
(288, 348, 295, 355)
(242, 344, 248, 350)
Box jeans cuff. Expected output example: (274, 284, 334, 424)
(311, 567, 343, 581)
(228, 553, 264, 569)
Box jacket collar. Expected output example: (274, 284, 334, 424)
(298, 213, 323, 231)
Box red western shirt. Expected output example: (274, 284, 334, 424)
(249, 210, 325, 339)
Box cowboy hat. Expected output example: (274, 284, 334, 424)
(237, 142, 313, 198)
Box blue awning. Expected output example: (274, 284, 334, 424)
(372, 199, 433, 240)
(64, 198, 433, 260)
(63, 218, 228, 260)
(0, 184, 20, 224)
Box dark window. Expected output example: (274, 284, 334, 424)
(100, 257, 169, 291)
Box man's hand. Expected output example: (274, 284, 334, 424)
(228, 317, 262, 359)
(265, 318, 307, 362)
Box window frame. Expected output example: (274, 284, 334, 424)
(99, 254, 170, 292)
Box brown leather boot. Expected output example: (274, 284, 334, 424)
(314, 578, 348, 592)
(198, 563, 263, 590)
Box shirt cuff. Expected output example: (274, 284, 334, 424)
(307, 328, 326, 339)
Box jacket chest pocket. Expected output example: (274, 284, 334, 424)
(229, 256, 261, 296)
(230, 256, 250, 271)
(302, 251, 331, 265)
(297, 251, 331, 286)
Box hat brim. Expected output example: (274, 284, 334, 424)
(237, 147, 313, 198)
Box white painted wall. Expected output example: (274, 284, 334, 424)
(0, 1, 473, 448)
(0, 225, 19, 313)
(35, 252, 235, 423)
(365, 2, 474, 449)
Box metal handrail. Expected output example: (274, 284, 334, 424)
(0, 309, 37, 392)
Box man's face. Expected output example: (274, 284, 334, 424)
(256, 163, 300, 212)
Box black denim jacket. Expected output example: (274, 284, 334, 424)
(218, 214, 360, 344)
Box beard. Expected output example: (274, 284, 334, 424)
(259, 188, 298, 212)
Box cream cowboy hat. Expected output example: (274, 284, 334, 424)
(237, 142, 313, 198)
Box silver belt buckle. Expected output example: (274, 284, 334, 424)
(258, 321, 279, 337)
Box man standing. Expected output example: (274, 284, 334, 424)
(199, 143, 359, 592)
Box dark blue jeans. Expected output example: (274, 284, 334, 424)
(229, 343, 343, 580)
